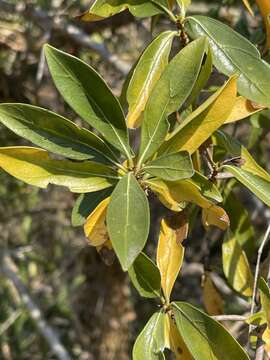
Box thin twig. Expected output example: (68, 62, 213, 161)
(0, 252, 72, 360)
(212, 315, 248, 322)
(249, 224, 270, 345)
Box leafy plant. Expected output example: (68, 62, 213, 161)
(1, 0, 270, 359)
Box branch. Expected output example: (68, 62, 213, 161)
(0, 252, 72, 360)
(212, 315, 248, 322)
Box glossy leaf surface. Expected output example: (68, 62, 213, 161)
(127, 31, 176, 128)
(128, 252, 161, 298)
(172, 302, 249, 360)
(107, 172, 150, 270)
(44, 44, 131, 158)
(143, 151, 194, 181)
(186, 15, 270, 106)
(0, 147, 117, 193)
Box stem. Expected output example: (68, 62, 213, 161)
(249, 223, 270, 342)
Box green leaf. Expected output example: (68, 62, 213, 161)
(161, 76, 237, 155)
(138, 37, 208, 167)
(215, 130, 270, 183)
(44, 44, 132, 158)
(143, 151, 194, 181)
(127, 31, 176, 128)
(0, 147, 118, 193)
(222, 165, 270, 207)
(71, 187, 113, 227)
(81, 0, 168, 21)
(188, 47, 212, 105)
(222, 230, 254, 297)
(0, 103, 116, 163)
(191, 172, 223, 203)
(128, 252, 161, 298)
(133, 312, 166, 360)
(172, 302, 250, 360)
(185, 15, 270, 107)
(223, 181, 255, 258)
(107, 172, 150, 271)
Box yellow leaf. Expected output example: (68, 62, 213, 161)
(78, 11, 105, 22)
(0, 147, 116, 193)
(262, 327, 270, 357)
(157, 213, 187, 302)
(202, 271, 224, 316)
(164, 313, 193, 359)
(225, 96, 264, 124)
(256, 0, 270, 50)
(242, 0, 254, 15)
(162, 76, 237, 155)
(202, 205, 230, 231)
(222, 231, 254, 297)
(147, 178, 229, 230)
(84, 197, 110, 247)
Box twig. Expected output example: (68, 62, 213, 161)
(212, 315, 248, 322)
(249, 224, 270, 348)
(0, 252, 72, 360)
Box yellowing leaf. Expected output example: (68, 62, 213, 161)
(222, 231, 254, 297)
(84, 197, 110, 247)
(242, 0, 254, 15)
(164, 313, 192, 359)
(256, 0, 270, 50)
(202, 205, 230, 231)
(262, 328, 270, 357)
(161, 76, 237, 155)
(225, 96, 264, 124)
(157, 213, 187, 302)
(0, 147, 117, 193)
(147, 178, 228, 230)
(202, 271, 224, 316)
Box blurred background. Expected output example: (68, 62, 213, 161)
(0, 0, 270, 359)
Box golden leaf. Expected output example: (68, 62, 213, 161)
(164, 313, 192, 359)
(256, 0, 270, 50)
(84, 197, 110, 247)
(157, 213, 187, 302)
(242, 0, 254, 15)
(202, 271, 224, 316)
(225, 96, 264, 124)
(202, 205, 230, 231)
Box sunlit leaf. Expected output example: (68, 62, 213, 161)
(72, 188, 113, 227)
(0, 147, 118, 193)
(222, 230, 254, 297)
(107, 172, 150, 271)
(0, 103, 115, 163)
(202, 271, 224, 316)
(133, 312, 166, 360)
(81, 0, 168, 21)
(44, 44, 132, 158)
(185, 15, 270, 106)
(157, 213, 187, 302)
(241, 0, 254, 15)
(202, 205, 229, 231)
(127, 31, 176, 128)
(164, 313, 192, 359)
(259, 278, 270, 356)
(138, 37, 208, 166)
(172, 302, 250, 360)
(128, 252, 161, 298)
(84, 197, 110, 247)
(225, 97, 264, 124)
(161, 76, 237, 155)
(255, 0, 270, 50)
(143, 151, 194, 181)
